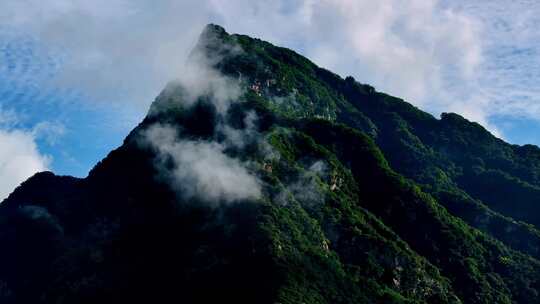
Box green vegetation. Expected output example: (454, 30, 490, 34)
(2, 24, 540, 303)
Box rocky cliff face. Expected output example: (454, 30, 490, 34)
(2, 24, 540, 304)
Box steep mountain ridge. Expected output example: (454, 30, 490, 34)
(196, 24, 540, 258)
(2, 24, 540, 303)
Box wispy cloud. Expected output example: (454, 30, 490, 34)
(32, 121, 66, 146)
(139, 33, 264, 205)
(142, 123, 262, 205)
(0, 1, 482, 109)
(445, 1, 540, 121)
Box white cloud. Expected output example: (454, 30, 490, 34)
(0, 128, 50, 201)
(142, 124, 261, 205)
(0, 108, 59, 201)
(0, 0, 538, 140)
(1, 0, 216, 109)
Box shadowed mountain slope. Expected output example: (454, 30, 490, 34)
(2, 24, 540, 304)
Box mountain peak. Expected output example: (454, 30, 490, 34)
(193, 23, 232, 55)
(201, 23, 228, 38)
(4, 24, 540, 304)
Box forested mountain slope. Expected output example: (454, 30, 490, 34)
(2, 24, 540, 304)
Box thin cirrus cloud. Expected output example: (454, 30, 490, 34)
(445, 0, 540, 120)
(0, 2, 480, 103)
(0, 0, 539, 199)
(0, 0, 534, 126)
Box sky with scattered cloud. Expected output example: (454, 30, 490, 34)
(1, 0, 540, 199)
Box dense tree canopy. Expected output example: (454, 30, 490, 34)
(2, 24, 540, 303)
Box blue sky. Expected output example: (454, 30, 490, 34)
(0, 33, 141, 176)
(1, 0, 540, 199)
